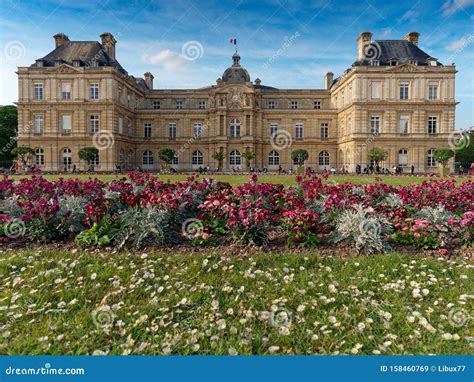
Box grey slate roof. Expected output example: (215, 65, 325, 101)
(34, 41, 127, 73)
(354, 40, 440, 66)
(33, 41, 150, 91)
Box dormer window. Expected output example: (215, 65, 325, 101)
(427, 58, 437, 66)
(409, 59, 418, 66)
(54, 59, 63, 67)
(35, 60, 44, 68)
(90, 60, 98, 68)
(370, 60, 380, 66)
(389, 59, 398, 66)
(72, 60, 81, 67)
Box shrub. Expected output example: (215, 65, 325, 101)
(334, 204, 392, 254)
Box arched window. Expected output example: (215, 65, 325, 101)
(229, 150, 241, 165)
(142, 150, 154, 165)
(35, 148, 44, 165)
(398, 148, 408, 166)
(192, 150, 204, 165)
(427, 149, 436, 167)
(319, 151, 330, 166)
(229, 118, 240, 138)
(268, 150, 280, 166)
(63, 148, 72, 166)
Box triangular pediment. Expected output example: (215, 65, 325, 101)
(48, 64, 82, 74)
(387, 63, 422, 73)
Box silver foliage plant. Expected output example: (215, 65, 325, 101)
(113, 205, 173, 249)
(334, 204, 392, 254)
(380, 193, 404, 209)
(416, 205, 454, 225)
(57, 195, 89, 233)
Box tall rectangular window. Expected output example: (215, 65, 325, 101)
(400, 82, 409, 100)
(193, 123, 202, 139)
(270, 123, 278, 138)
(320, 123, 329, 139)
(428, 84, 438, 100)
(428, 116, 437, 135)
(291, 101, 299, 109)
(62, 83, 71, 100)
(118, 117, 123, 134)
(176, 100, 183, 109)
(399, 115, 409, 135)
(144, 123, 152, 138)
(34, 115, 43, 134)
(371, 81, 381, 99)
(198, 100, 206, 109)
(268, 101, 275, 109)
(34, 83, 43, 100)
(62, 115, 72, 134)
(169, 123, 176, 139)
(370, 116, 380, 135)
(90, 83, 99, 100)
(90, 115, 99, 134)
(295, 123, 303, 139)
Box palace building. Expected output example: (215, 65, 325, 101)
(16, 31, 456, 172)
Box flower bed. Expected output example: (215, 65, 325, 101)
(1, 173, 473, 254)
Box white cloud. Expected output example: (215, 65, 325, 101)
(442, 0, 474, 16)
(399, 10, 419, 22)
(142, 49, 191, 71)
(446, 35, 474, 51)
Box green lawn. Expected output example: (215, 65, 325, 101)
(8, 173, 472, 187)
(1, 249, 472, 355)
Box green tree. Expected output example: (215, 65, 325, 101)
(158, 148, 176, 164)
(433, 148, 454, 167)
(0, 105, 18, 162)
(212, 148, 225, 171)
(11, 146, 35, 169)
(241, 148, 256, 168)
(78, 147, 99, 171)
(367, 147, 388, 166)
(291, 149, 309, 167)
(455, 130, 474, 165)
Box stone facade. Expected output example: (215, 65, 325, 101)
(16, 31, 456, 172)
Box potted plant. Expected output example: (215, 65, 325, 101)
(212, 148, 225, 172)
(78, 147, 99, 172)
(291, 149, 309, 174)
(433, 148, 454, 177)
(241, 148, 256, 170)
(158, 148, 176, 172)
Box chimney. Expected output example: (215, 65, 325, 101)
(324, 72, 334, 90)
(144, 72, 154, 89)
(53, 33, 69, 48)
(100, 32, 116, 60)
(405, 31, 419, 46)
(255, 78, 261, 86)
(357, 31, 373, 61)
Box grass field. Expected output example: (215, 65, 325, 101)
(1, 248, 472, 355)
(8, 173, 472, 187)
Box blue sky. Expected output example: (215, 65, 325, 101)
(0, 0, 473, 127)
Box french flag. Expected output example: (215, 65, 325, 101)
(230, 38, 237, 45)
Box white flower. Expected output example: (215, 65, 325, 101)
(422, 289, 429, 296)
(269, 346, 280, 353)
(328, 316, 337, 324)
(311, 334, 319, 341)
(351, 343, 363, 354)
(91, 273, 97, 280)
(357, 322, 366, 332)
(228, 347, 238, 355)
(442, 333, 453, 340)
(227, 308, 234, 315)
(216, 319, 226, 330)
(328, 284, 337, 293)
(297, 305, 305, 312)
(407, 316, 415, 323)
